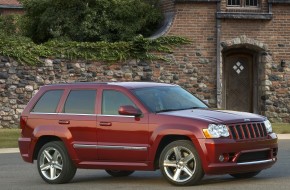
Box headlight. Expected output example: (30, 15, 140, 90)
(203, 124, 230, 138)
(264, 119, 272, 133)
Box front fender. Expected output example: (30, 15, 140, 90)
(149, 124, 205, 165)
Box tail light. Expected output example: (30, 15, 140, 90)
(20, 116, 28, 130)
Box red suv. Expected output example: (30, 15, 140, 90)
(18, 82, 278, 186)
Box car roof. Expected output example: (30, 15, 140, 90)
(41, 82, 177, 90)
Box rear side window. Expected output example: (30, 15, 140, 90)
(63, 90, 96, 114)
(32, 90, 63, 113)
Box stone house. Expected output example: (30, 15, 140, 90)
(1, 0, 290, 128)
(0, 0, 23, 15)
(157, 0, 290, 122)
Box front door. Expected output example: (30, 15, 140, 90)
(97, 89, 149, 162)
(224, 53, 254, 112)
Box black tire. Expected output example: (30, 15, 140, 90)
(230, 171, 261, 179)
(105, 170, 134, 177)
(37, 141, 77, 184)
(159, 140, 204, 186)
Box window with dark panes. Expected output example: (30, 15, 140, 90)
(246, 0, 258, 6)
(102, 90, 136, 115)
(63, 90, 96, 114)
(227, 0, 258, 7)
(228, 0, 241, 6)
(32, 90, 63, 113)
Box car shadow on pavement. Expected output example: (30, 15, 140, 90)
(69, 169, 290, 187)
(71, 170, 166, 185)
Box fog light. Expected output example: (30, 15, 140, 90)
(219, 155, 224, 162)
(219, 153, 230, 162)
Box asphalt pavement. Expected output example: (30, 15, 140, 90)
(0, 137, 289, 190)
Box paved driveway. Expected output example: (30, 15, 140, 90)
(0, 139, 289, 190)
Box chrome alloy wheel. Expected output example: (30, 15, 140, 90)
(163, 146, 196, 183)
(39, 147, 63, 180)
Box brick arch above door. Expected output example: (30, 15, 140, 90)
(217, 35, 273, 115)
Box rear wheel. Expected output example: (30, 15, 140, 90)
(105, 170, 134, 177)
(230, 171, 261, 179)
(159, 140, 204, 186)
(37, 141, 76, 184)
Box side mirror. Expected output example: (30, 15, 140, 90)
(118, 105, 142, 117)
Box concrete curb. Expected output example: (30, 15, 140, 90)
(277, 134, 290, 139)
(0, 148, 19, 154)
(0, 134, 289, 154)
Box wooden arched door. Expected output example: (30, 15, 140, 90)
(224, 53, 254, 112)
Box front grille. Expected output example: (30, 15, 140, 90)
(237, 150, 270, 163)
(228, 122, 267, 140)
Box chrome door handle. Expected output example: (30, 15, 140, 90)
(58, 120, 70, 124)
(99, 122, 112, 126)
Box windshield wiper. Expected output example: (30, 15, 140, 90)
(155, 108, 182, 113)
(182, 107, 205, 110)
(156, 107, 204, 113)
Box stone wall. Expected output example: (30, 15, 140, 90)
(0, 55, 213, 128)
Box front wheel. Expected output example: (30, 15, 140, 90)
(159, 140, 204, 186)
(230, 171, 261, 179)
(37, 141, 76, 184)
(105, 170, 134, 177)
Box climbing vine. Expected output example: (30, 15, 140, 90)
(0, 34, 189, 65)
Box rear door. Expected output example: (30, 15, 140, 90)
(58, 88, 98, 162)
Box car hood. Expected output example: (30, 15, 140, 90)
(159, 109, 266, 124)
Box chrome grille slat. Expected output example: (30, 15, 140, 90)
(247, 124, 255, 138)
(228, 122, 267, 140)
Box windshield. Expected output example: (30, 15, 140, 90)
(132, 86, 208, 113)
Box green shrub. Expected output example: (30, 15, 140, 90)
(20, 0, 162, 43)
(0, 14, 22, 35)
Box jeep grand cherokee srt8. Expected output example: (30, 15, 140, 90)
(18, 82, 278, 186)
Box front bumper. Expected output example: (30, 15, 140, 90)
(196, 133, 278, 175)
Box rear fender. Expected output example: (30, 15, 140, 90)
(32, 125, 78, 162)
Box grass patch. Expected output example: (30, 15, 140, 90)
(0, 123, 289, 149)
(0, 129, 20, 148)
(272, 123, 290, 134)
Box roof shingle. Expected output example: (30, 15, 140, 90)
(0, 0, 21, 6)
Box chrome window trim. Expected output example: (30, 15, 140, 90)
(30, 112, 97, 116)
(30, 112, 58, 115)
(30, 112, 136, 117)
(96, 114, 135, 118)
(237, 159, 275, 165)
(59, 113, 97, 116)
(73, 144, 147, 151)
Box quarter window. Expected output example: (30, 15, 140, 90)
(102, 90, 136, 115)
(32, 90, 63, 113)
(63, 90, 96, 114)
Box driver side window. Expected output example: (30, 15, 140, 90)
(102, 90, 136, 115)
